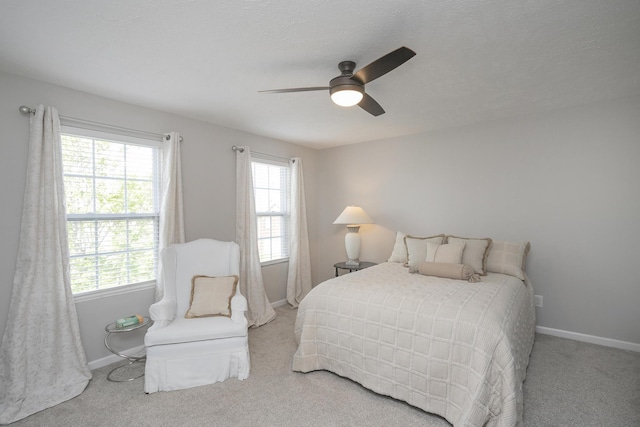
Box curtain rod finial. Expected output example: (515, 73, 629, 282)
(19, 106, 35, 115)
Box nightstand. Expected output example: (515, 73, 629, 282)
(334, 261, 377, 277)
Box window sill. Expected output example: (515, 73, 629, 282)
(73, 281, 156, 303)
(261, 258, 289, 267)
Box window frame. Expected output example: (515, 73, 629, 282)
(60, 125, 162, 301)
(251, 157, 291, 266)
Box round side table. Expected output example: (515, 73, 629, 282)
(104, 317, 153, 382)
(334, 261, 377, 277)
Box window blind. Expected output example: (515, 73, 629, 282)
(61, 129, 161, 294)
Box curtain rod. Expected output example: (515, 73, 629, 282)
(232, 145, 294, 163)
(19, 105, 182, 142)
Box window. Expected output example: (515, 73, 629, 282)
(61, 127, 161, 294)
(252, 160, 291, 263)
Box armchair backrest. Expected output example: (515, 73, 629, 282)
(161, 239, 241, 317)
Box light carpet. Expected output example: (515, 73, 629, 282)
(7, 307, 640, 426)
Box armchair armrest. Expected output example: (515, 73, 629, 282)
(231, 293, 248, 324)
(148, 297, 177, 332)
(147, 319, 170, 333)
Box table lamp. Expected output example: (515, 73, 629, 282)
(333, 206, 375, 266)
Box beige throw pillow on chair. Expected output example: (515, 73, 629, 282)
(185, 275, 238, 318)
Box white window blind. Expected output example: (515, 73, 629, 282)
(61, 127, 161, 294)
(252, 160, 291, 263)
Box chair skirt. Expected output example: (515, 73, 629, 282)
(144, 335, 249, 393)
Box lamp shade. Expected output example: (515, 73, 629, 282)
(333, 206, 374, 226)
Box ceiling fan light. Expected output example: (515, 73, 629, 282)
(330, 87, 364, 107)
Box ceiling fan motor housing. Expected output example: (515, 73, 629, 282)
(330, 61, 364, 99)
(329, 77, 364, 96)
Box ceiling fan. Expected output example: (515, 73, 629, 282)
(259, 46, 416, 116)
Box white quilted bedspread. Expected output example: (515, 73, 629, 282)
(293, 262, 535, 426)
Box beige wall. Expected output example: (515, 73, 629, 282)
(2, 69, 639, 366)
(315, 96, 640, 346)
(0, 71, 319, 362)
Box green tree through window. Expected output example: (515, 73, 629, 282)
(61, 128, 160, 294)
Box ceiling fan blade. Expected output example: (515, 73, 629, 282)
(259, 86, 329, 94)
(352, 46, 416, 84)
(358, 93, 385, 116)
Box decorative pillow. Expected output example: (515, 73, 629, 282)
(409, 261, 481, 283)
(184, 275, 238, 319)
(387, 231, 408, 263)
(425, 242, 465, 264)
(403, 234, 446, 267)
(486, 241, 531, 280)
(445, 236, 492, 275)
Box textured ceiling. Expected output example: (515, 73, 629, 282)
(1, 0, 639, 149)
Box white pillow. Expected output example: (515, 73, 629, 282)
(404, 234, 445, 267)
(446, 236, 492, 275)
(486, 240, 531, 280)
(387, 231, 408, 263)
(426, 242, 466, 264)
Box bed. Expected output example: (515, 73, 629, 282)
(292, 236, 535, 427)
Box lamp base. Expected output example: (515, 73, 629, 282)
(344, 226, 362, 268)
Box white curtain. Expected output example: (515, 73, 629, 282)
(235, 146, 276, 327)
(0, 105, 91, 424)
(286, 157, 312, 307)
(156, 131, 186, 301)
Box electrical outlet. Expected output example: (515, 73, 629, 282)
(534, 295, 543, 308)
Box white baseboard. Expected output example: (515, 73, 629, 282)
(88, 344, 146, 370)
(536, 326, 640, 352)
(271, 298, 288, 308)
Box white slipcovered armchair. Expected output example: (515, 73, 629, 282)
(144, 239, 250, 393)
